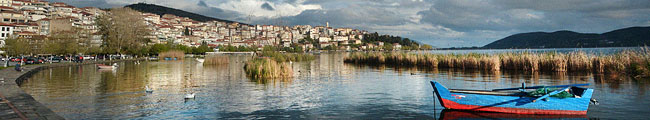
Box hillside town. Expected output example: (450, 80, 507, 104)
(143, 12, 372, 51)
(0, 0, 416, 55)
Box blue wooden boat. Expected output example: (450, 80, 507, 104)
(431, 81, 594, 115)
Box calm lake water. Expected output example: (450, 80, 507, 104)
(19, 50, 650, 119)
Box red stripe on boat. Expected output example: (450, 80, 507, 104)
(440, 98, 587, 115)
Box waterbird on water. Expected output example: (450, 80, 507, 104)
(145, 86, 153, 93)
(185, 93, 195, 99)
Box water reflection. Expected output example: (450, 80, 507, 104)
(18, 53, 650, 119)
(439, 110, 587, 120)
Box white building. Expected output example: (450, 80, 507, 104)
(318, 36, 331, 43)
(0, 22, 13, 53)
(0, 0, 11, 7)
(333, 36, 348, 41)
(0, 22, 13, 39)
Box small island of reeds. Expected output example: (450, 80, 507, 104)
(242, 51, 314, 79)
(345, 48, 650, 79)
(158, 50, 185, 60)
(203, 56, 229, 65)
(244, 58, 294, 79)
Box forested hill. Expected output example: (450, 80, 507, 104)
(363, 32, 420, 47)
(125, 3, 240, 23)
(482, 26, 650, 49)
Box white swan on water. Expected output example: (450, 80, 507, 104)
(185, 93, 195, 99)
(145, 86, 153, 93)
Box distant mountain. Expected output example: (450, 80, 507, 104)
(482, 26, 650, 49)
(125, 3, 240, 24)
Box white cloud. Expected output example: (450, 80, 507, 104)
(368, 23, 464, 38)
(210, 0, 321, 18)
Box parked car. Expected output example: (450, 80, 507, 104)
(25, 58, 36, 64)
(51, 56, 63, 63)
(82, 55, 95, 60)
(10, 57, 20, 62)
(37, 57, 47, 63)
(11, 57, 27, 62)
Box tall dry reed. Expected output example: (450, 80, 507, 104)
(159, 50, 185, 60)
(344, 48, 650, 78)
(203, 56, 229, 65)
(244, 58, 293, 79)
(258, 51, 315, 62)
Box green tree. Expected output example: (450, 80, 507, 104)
(1, 37, 31, 56)
(291, 44, 304, 53)
(192, 44, 212, 54)
(184, 27, 191, 36)
(44, 31, 81, 56)
(383, 43, 393, 51)
(97, 7, 150, 55)
(149, 43, 170, 55)
(421, 44, 433, 50)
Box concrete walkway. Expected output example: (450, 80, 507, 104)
(0, 60, 137, 120)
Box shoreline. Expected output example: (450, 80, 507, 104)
(0, 59, 140, 120)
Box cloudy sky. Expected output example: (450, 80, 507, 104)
(53, 0, 650, 47)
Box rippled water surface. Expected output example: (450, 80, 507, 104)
(19, 53, 650, 119)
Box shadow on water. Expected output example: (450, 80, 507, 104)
(216, 103, 435, 119)
(247, 77, 293, 85)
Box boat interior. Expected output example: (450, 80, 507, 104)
(449, 87, 588, 97)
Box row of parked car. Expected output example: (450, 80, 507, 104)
(1, 55, 98, 64)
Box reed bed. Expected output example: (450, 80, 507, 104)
(258, 51, 315, 62)
(158, 50, 185, 60)
(244, 58, 294, 79)
(203, 56, 229, 65)
(345, 49, 650, 78)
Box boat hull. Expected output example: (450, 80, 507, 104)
(96, 64, 115, 69)
(431, 81, 593, 115)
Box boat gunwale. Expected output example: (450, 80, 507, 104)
(448, 86, 588, 97)
(449, 89, 528, 96)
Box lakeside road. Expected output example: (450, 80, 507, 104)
(0, 59, 141, 120)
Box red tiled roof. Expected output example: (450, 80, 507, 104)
(0, 22, 15, 26)
(0, 6, 14, 10)
(1, 10, 22, 14)
(16, 31, 37, 34)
